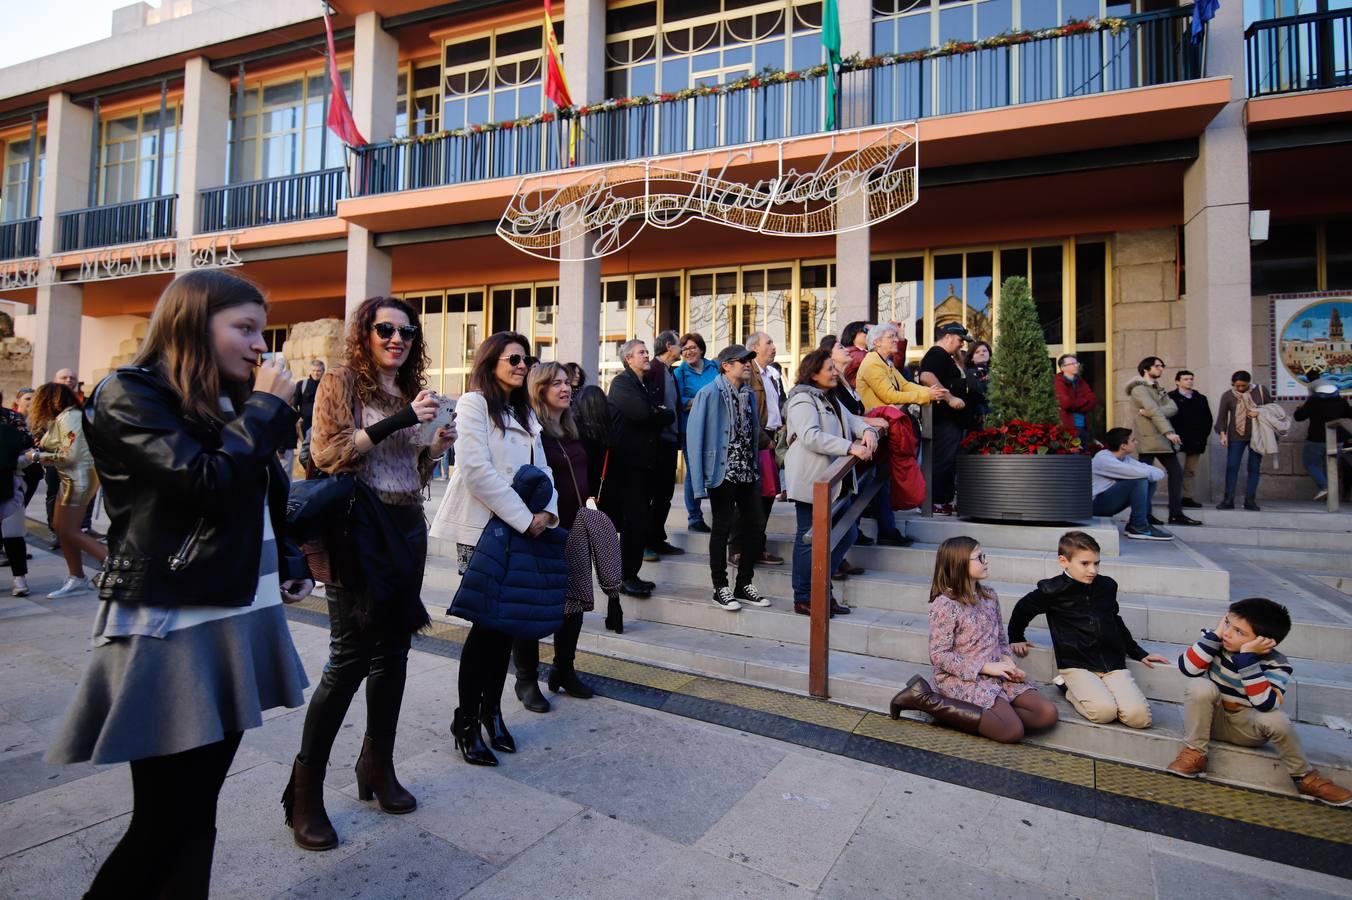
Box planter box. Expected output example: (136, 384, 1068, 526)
(956, 453, 1093, 523)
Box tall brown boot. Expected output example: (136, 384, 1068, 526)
(281, 756, 338, 851)
(354, 735, 416, 814)
(889, 674, 984, 735)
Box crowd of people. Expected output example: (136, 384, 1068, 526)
(6, 269, 1349, 896)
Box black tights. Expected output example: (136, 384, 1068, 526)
(513, 613, 584, 681)
(297, 587, 412, 770)
(978, 692, 1059, 744)
(459, 624, 513, 714)
(87, 732, 242, 899)
(3, 536, 27, 577)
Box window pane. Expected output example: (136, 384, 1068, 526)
(1251, 222, 1318, 294)
(1074, 242, 1108, 343)
(1327, 219, 1352, 290)
(965, 251, 994, 344)
(1030, 245, 1064, 344)
(262, 79, 304, 107)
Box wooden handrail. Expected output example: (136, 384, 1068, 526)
(1326, 418, 1352, 513)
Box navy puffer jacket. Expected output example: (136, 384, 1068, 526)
(450, 465, 569, 640)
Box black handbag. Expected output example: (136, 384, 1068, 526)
(285, 471, 355, 545)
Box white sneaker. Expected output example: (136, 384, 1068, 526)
(47, 576, 91, 599)
(1314, 489, 1328, 501)
(11, 577, 29, 598)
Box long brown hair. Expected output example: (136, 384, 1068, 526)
(469, 331, 532, 432)
(344, 296, 429, 404)
(528, 361, 579, 440)
(28, 382, 79, 436)
(928, 536, 994, 606)
(132, 270, 265, 426)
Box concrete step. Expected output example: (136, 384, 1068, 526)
(1223, 546, 1352, 577)
(1176, 524, 1352, 554)
(654, 529, 1231, 601)
(607, 588, 1350, 727)
(569, 616, 1352, 799)
(1152, 503, 1352, 532)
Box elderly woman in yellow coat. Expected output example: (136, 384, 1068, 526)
(857, 322, 946, 412)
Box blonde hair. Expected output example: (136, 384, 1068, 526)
(928, 536, 994, 606)
(528, 362, 579, 440)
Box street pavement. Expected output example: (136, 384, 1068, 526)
(0, 540, 1350, 899)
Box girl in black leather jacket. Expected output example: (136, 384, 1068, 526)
(47, 270, 312, 899)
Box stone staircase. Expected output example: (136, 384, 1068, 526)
(418, 493, 1352, 800)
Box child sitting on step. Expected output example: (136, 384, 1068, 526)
(1007, 531, 1171, 729)
(889, 536, 1058, 743)
(1167, 597, 1351, 806)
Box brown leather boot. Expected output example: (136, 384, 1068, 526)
(281, 756, 338, 851)
(889, 674, 984, 735)
(354, 735, 416, 814)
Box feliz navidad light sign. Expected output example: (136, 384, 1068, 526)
(497, 124, 919, 261)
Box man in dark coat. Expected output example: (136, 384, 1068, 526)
(1167, 370, 1212, 509)
(607, 339, 675, 597)
(642, 331, 685, 560)
(293, 360, 325, 435)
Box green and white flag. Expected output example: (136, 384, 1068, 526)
(823, 0, 842, 129)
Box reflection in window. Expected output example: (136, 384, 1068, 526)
(1, 135, 44, 221)
(100, 106, 180, 203)
(229, 68, 349, 183)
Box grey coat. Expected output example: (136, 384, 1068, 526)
(1125, 376, 1179, 455)
(783, 384, 876, 504)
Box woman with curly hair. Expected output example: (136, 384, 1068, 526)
(26, 381, 107, 597)
(283, 296, 455, 850)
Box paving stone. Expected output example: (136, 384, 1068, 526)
(0, 746, 102, 804)
(461, 810, 811, 899)
(1150, 848, 1350, 900)
(0, 763, 131, 857)
(696, 751, 888, 890)
(0, 810, 126, 897)
(284, 827, 497, 899)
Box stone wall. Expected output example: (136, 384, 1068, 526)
(280, 318, 345, 380)
(1111, 228, 1184, 429)
(0, 337, 34, 405)
(90, 318, 151, 385)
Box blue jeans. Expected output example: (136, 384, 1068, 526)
(1303, 441, 1327, 491)
(683, 447, 705, 525)
(1092, 478, 1156, 529)
(1224, 439, 1261, 500)
(792, 501, 857, 605)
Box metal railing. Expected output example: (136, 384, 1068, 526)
(57, 195, 176, 252)
(1246, 8, 1352, 97)
(0, 217, 39, 261)
(1325, 417, 1352, 512)
(868, 6, 1203, 122)
(199, 168, 347, 233)
(353, 9, 1205, 198)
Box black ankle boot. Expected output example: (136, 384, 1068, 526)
(549, 666, 595, 698)
(480, 701, 517, 753)
(514, 678, 551, 713)
(605, 595, 624, 633)
(450, 707, 497, 766)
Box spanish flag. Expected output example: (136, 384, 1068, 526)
(542, 0, 578, 163)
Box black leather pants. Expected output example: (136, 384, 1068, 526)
(297, 585, 413, 770)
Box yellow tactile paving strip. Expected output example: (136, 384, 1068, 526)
(286, 603, 1351, 844)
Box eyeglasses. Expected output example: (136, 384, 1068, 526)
(970, 553, 987, 563)
(1061, 359, 1079, 367)
(372, 322, 418, 340)
(499, 354, 536, 368)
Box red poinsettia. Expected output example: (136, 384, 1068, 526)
(960, 420, 1087, 456)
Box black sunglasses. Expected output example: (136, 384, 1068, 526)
(372, 322, 418, 340)
(499, 354, 538, 368)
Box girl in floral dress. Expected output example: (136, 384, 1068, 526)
(890, 536, 1058, 743)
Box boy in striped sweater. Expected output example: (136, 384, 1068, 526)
(1167, 598, 1351, 805)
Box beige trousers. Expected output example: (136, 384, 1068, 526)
(1181, 452, 1203, 498)
(1182, 678, 1309, 777)
(1059, 668, 1152, 728)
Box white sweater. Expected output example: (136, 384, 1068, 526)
(1091, 449, 1163, 498)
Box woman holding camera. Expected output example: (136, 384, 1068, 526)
(432, 331, 557, 765)
(285, 296, 455, 851)
(46, 270, 311, 897)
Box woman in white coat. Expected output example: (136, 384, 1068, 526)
(431, 331, 557, 765)
(784, 349, 878, 618)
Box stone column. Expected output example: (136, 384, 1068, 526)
(33, 92, 94, 382)
(176, 56, 230, 259)
(554, 0, 605, 375)
(832, 0, 875, 330)
(345, 11, 398, 317)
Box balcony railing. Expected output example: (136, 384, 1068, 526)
(353, 7, 1205, 198)
(1246, 8, 1352, 97)
(199, 168, 348, 233)
(0, 218, 39, 261)
(58, 195, 176, 253)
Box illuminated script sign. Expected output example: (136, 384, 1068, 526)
(0, 234, 243, 291)
(498, 124, 918, 261)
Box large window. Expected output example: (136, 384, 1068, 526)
(442, 24, 558, 132)
(2, 135, 43, 221)
(395, 59, 444, 138)
(229, 68, 350, 183)
(99, 106, 179, 204)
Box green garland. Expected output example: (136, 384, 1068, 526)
(387, 17, 1130, 147)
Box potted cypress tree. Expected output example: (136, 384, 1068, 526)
(955, 276, 1093, 522)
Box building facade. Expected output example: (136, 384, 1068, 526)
(0, 0, 1348, 497)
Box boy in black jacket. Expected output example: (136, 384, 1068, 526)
(1009, 531, 1171, 728)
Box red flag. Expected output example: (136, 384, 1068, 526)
(543, 0, 572, 109)
(323, 9, 367, 147)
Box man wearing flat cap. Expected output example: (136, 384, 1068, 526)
(920, 323, 973, 515)
(686, 345, 776, 613)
